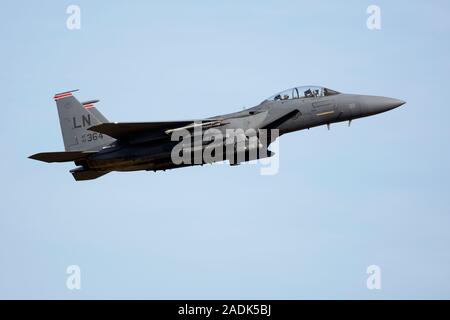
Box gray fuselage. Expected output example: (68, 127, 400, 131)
(81, 92, 405, 172)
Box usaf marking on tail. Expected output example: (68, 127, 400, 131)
(29, 86, 405, 181)
(72, 114, 92, 129)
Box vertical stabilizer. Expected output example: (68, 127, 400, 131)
(54, 90, 115, 151)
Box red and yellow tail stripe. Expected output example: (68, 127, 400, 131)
(53, 89, 79, 101)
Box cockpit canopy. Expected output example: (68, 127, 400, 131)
(265, 86, 340, 102)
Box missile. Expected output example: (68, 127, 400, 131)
(164, 120, 225, 135)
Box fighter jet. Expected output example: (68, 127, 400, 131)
(29, 86, 405, 181)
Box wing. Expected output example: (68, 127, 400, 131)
(88, 120, 225, 144)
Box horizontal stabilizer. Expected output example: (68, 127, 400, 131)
(29, 151, 96, 163)
(70, 168, 109, 181)
(88, 121, 195, 141)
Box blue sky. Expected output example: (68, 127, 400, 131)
(0, 0, 449, 299)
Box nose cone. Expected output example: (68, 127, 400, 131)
(360, 96, 405, 116)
